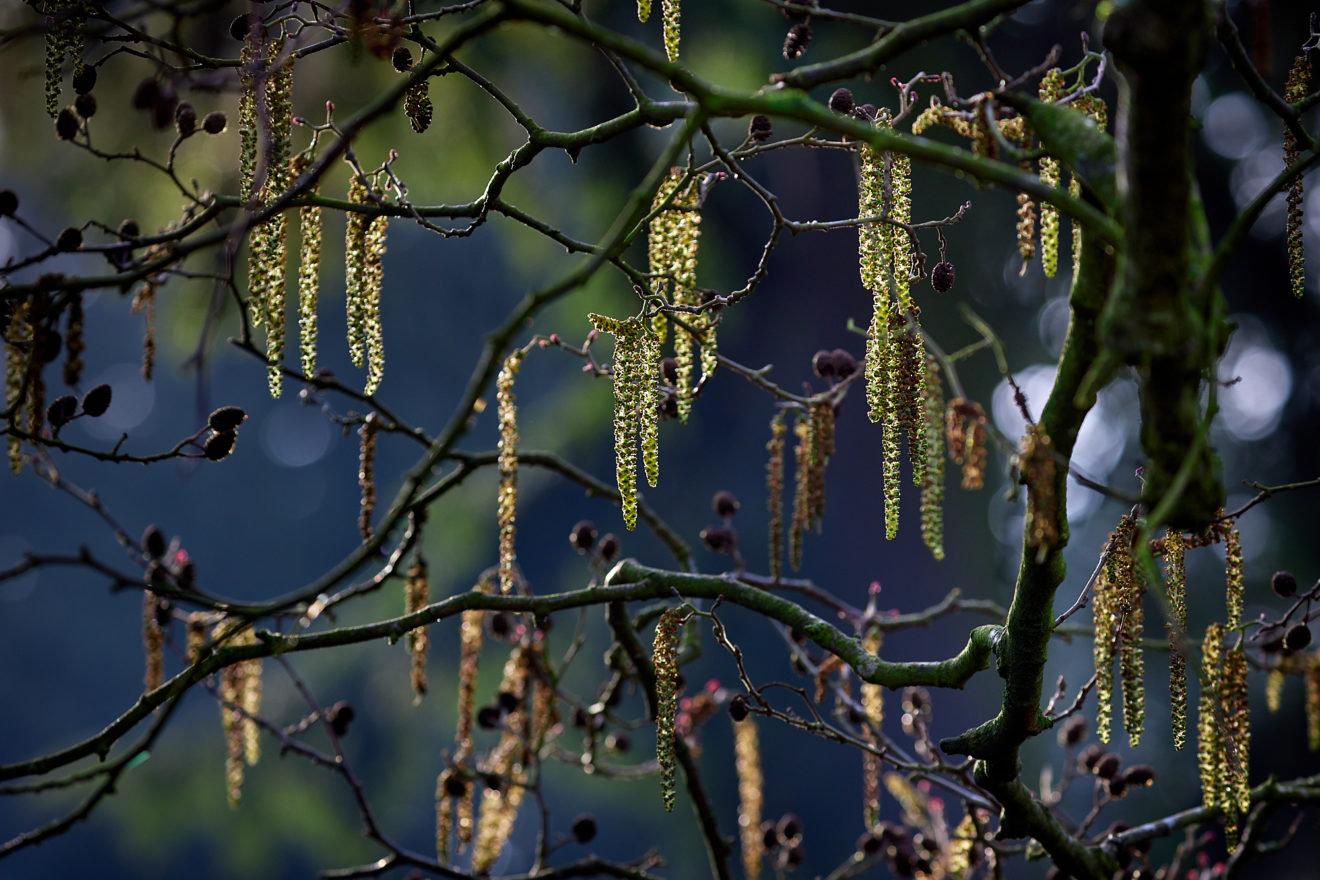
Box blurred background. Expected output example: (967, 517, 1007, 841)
(2, 0, 1320, 877)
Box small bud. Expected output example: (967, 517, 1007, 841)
(151, 87, 178, 130)
(328, 701, 355, 738)
(854, 103, 877, 121)
(931, 261, 956, 293)
(1058, 714, 1087, 746)
(598, 533, 620, 564)
(392, 47, 413, 71)
(728, 694, 750, 722)
(81, 384, 112, 416)
(1093, 752, 1122, 780)
(811, 349, 837, 379)
(175, 102, 197, 137)
(762, 820, 781, 850)
(56, 108, 79, 140)
(571, 814, 598, 844)
(1285, 622, 1312, 651)
(712, 490, 740, 518)
(118, 219, 141, 239)
(142, 525, 167, 559)
(207, 405, 247, 432)
(33, 330, 61, 364)
(496, 690, 520, 713)
(476, 705, 502, 729)
(749, 114, 773, 142)
(1262, 633, 1286, 653)
(831, 348, 858, 379)
(1122, 765, 1156, 787)
(132, 78, 160, 111)
(605, 731, 631, 752)
(783, 22, 812, 61)
(828, 88, 854, 115)
(204, 430, 237, 461)
(777, 813, 802, 843)
(570, 519, 597, 552)
(660, 357, 678, 386)
(74, 93, 97, 119)
(229, 14, 249, 41)
(46, 395, 78, 427)
(1273, 570, 1298, 598)
(56, 227, 82, 251)
(71, 66, 97, 95)
(488, 611, 511, 638)
(857, 831, 883, 856)
(1107, 775, 1128, 798)
(443, 772, 468, 797)
(700, 525, 736, 553)
(0, 190, 17, 217)
(174, 559, 196, 591)
(202, 111, 228, 135)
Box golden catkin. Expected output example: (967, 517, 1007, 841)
(888, 151, 914, 315)
(1016, 190, 1036, 267)
(896, 322, 927, 488)
(661, 0, 681, 61)
(806, 398, 834, 532)
(6, 301, 31, 474)
(881, 312, 903, 539)
(1197, 622, 1226, 821)
(63, 292, 84, 387)
(294, 155, 321, 376)
(1223, 646, 1251, 818)
(1037, 68, 1065, 279)
(130, 280, 157, 382)
(435, 771, 456, 863)
(733, 715, 764, 880)
(861, 629, 884, 828)
(1093, 515, 1140, 746)
(591, 314, 656, 530)
(920, 355, 946, 560)
(357, 413, 378, 542)
(453, 581, 487, 847)
(947, 399, 987, 490)
(1164, 529, 1189, 750)
(788, 413, 812, 570)
(765, 412, 786, 580)
(143, 591, 164, 692)
(1266, 666, 1285, 713)
(405, 555, 430, 700)
(360, 196, 388, 395)
(1021, 425, 1058, 550)
(496, 351, 523, 594)
(472, 647, 531, 872)
(653, 607, 683, 811)
(1286, 53, 1311, 298)
(215, 623, 261, 806)
(1306, 655, 1320, 750)
(637, 0, 651, 22)
(639, 328, 662, 488)
(1224, 524, 1244, 631)
(947, 810, 979, 879)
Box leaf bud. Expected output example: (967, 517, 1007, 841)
(1285, 622, 1312, 652)
(1058, 714, 1087, 746)
(783, 22, 812, 60)
(207, 405, 248, 432)
(327, 701, 355, 738)
(476, 705, 502, 729)
(571, 814, 598, 844)
(699, 525, 736, 553)
(0, 190, 16, 217)
(175, 102, 197, 137)
(597, 533, 620, 564)
(811, 349, 837, 379)
(74, 93, 97, 119)
(831, 348, 858, 378)
(71, 66, 97, 95)
(1092, 752, 1121, 780)
(749, 114, 773, 142)
(131, 78, 160, 111)
(81, 383, 112, 417)
(828, 88, 854, 115)
(570, 519, 597, 552)
(204, 430, 237, 461)
(229, 14, 249, 41)
(728, 693, 749, 722)
(1122, 765, 1155, 787)
(1273, 570, 1298, 598)
(118, 219, 141, 239)
(202, 111, 228, 135)
(712, 490, 740, 518)
(46, 395, 78, 427)
(56, 107, 79, 140)
(142, 524, 168, 559)
(660, 357, 679, 385)
(442, 772, 468, 797)
(931, 260, 956, 293)
(56, 226, 82, 251)
(392, 47, 413, 72)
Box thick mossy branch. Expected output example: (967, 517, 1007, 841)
(975, 771, 1120, 880)
(1102, 0, 1226, 532)
(605, 561, 1000, 690)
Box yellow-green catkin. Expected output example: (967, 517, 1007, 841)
(766, 412, 787, 580)
(861, 629, 884, 828)
(649, 169, 703, 420)
(733, 715, 764, 880)
(1197, 622, 1227, 822)
(1198, 623, 1249, 841)
(1104, 515, 1145, 748)
(653, 607, 683, 812)
(1223, 646, 1252, 820)
(888, 151, 913, 315)
(1037, 69, 1065, 278)
(294, 155, 321, 376)
(1306, 655, 1320, 750)
(1021, 426, 1058, 552)
(881, 313, 903, 540)
(920, 355, 946, 560)
(361, 196, 388, 396)
(807, 399, 834, 533)
(1286, 53, 1311, 298)
(637, 0, 652, 22)
(216, 623, 261, 806)
(788, 412, 813, 570)
(1266, 666, 1286, 713)
(661, 0, 681, 61)
(591, 314, 654, 530)
(452, 581, 487, 851)
(1224, 524, 1244, 631)
(947, 810, 979, 879)
(1164, 529, 1189, 750)
(497, 351, 523, 594)
(405, 554, 429, 701)
(345, 175, 370, 369)
(472, 648, 531, 872)
(44, 2, 86, 117)
(1093, 517, 1137, 746)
